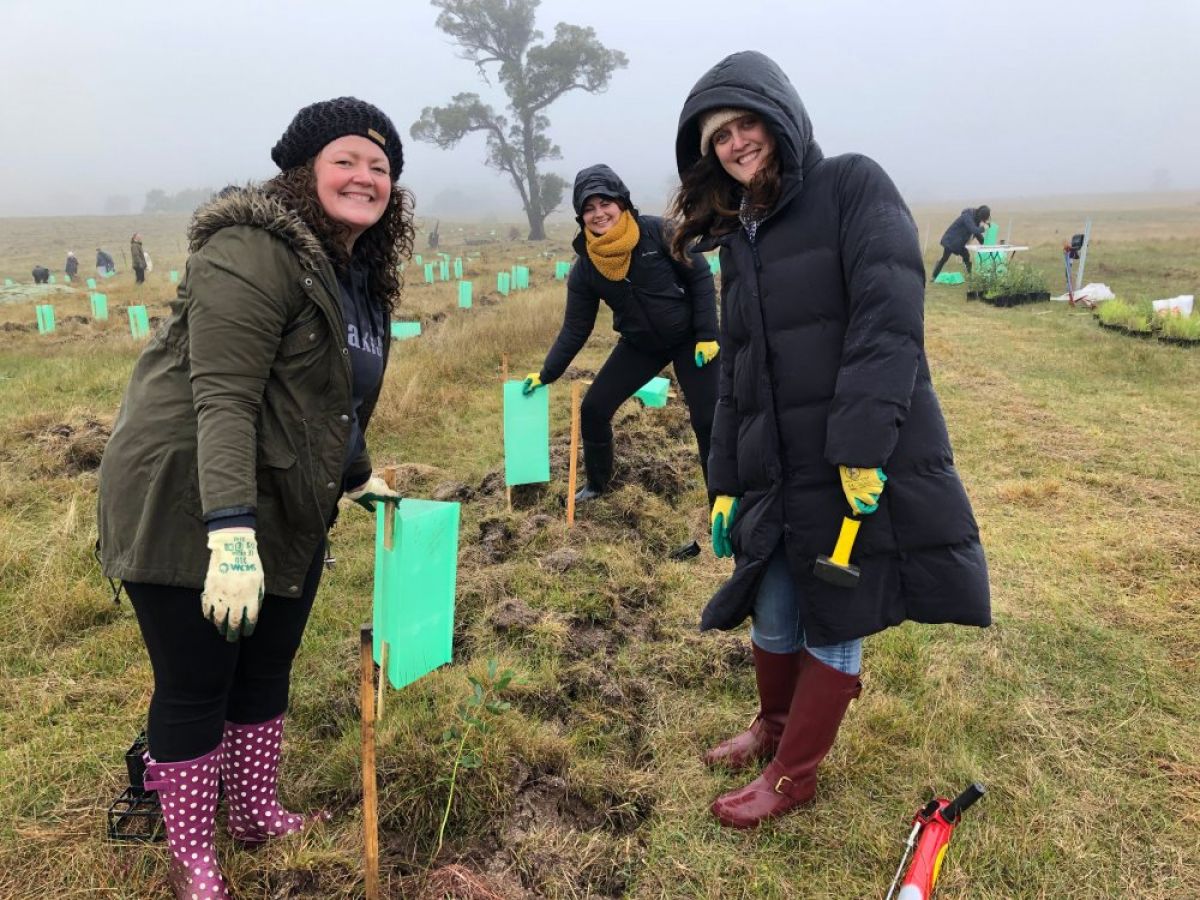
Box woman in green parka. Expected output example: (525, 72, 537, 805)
(97, 97, 413, 899)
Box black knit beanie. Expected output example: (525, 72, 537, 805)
(271, 97, 404, 180)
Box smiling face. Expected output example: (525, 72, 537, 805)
(711, 113, 776, 187)
(314, 135, 392, 249)
(580, 195, 623, 236)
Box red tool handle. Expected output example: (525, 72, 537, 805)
(898, 784, 986, 899)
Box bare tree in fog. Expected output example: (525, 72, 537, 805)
(411, 0, 627, 239)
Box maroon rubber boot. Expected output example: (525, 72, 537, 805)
(711, 650, 861, 828)
(704, 645, 803, 770)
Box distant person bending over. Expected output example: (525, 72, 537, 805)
(130, 232, 147, 284)
(32, 265, 50, 284)
(65, 251, 79, 280)
(522, 164, 719, 504)
(930, 205, 990, 280)
(96, 248, 115, 274)
(98, 96, 413, 899)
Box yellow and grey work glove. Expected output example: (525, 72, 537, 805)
(345, 474, 402, 513)
(710, 495, 740, 558)
(202, 527, 264, 642)
(694, 340, 720, 368)
(521, 372, 544, 395)
(838, 465, 888, 514)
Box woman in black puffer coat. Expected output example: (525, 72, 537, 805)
(670, 51, 991, 829)
(523, 164, 719, 503)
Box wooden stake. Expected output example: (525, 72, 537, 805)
(501, 354, 512, 512)
(377, 642, 388, 716)
(359, 625, 380, 900)
(567, 381, 581, 527)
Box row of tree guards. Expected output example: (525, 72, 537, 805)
(34, 295, 151, 338)
(3, 271, 182, 288)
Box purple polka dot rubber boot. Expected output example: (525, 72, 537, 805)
(222, 714, 329, 845)
(142, 745, 231, 899)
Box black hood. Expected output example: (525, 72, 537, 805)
(572, 164, 636, 223)
(675, 51, 822, 199)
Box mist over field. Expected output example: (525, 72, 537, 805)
(1, 0, 1197, 219)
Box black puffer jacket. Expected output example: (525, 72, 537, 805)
(676, 51, 990, 644)
(940, 208, 986, 251)
(538, 165, 717, 384)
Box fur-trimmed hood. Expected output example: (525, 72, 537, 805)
(188, 184, 329, 271)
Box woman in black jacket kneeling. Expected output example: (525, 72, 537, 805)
(524, 164, 719, 502)
(671, 52, 991, 829)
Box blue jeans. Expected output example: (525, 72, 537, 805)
(750, 542, 863, 674)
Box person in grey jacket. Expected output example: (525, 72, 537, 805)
(930, 205, 990, 280)
(98, 97, 414, 899)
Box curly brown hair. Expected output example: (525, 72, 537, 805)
(668, 146, 782, 261)
(265, 163, 415, 314)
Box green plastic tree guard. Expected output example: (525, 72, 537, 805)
(3, 278, 13, 287)
(635, 376, 670, 408)
(453, 257, 463, 279)
(934, 272, 965, 284)
(390, 321, 422, 340)
(36, 305, 56, 334)
(503, 380, 551, 486)
(423, 263, 434, 284)
(65, 275, 71, 283)
(439, 260, 449, 281)
(707, 254, 720, 276)
(458, 281, 473, 308)
(515, 266, 530, 290)
(86, 277, 96, 289)
(497, 272, 511, 295)
(128, 305, 150, 339)
(373, 499, 461, 689)
(90, 293, 109, 320)
(414, 254, 423, 265)
(976, 223, 1006, 276)
(48, 275, 56, 284)
(169, 270, 180, 283)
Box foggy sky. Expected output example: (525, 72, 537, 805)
(2, 0, 1196, 219)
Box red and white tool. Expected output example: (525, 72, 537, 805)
(885, 782, 986, 900)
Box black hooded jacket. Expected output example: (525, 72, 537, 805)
(537, 165, 717, 384)
(677, 52, 990, 643)
(940, 208, 987, 251)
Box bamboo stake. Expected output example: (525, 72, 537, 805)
(359, 625, 380, 900)
(567, 381, 581, 526)
(501, 354, 512, 512)
(377, 465, 400, 717)
(377, 642, 388, 716)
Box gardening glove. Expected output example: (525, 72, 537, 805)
(694, 340, 720, 368)
(345, 474, 402, 513)
(710, 495, 740, 558)
(838, 465, 888, 515)
(521, 372, 544, 395)
(202, 528, 264, 642)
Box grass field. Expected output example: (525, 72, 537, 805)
(0, 195, 1198, 898)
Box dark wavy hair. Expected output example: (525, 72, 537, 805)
(265, 162, 415, 314)
(668, 139, 782, 261)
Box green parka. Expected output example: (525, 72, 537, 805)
(130, 237, 147, 270)
(98, 186, 388, 597)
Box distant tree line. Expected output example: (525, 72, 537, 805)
(143, 187, 216, 213)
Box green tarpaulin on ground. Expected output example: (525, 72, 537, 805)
(934, 272, 965, 284)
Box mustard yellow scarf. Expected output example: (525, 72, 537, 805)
(584, 210, 640, 281)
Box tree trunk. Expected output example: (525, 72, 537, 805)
(520, 112, 546, 241)
(525, 213, 546, 241)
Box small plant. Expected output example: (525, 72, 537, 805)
(434, 658, 516, 857)
(1159, 312, 1200, 341)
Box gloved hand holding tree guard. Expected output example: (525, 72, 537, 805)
(838, 465, 887, 514)
(694, 340, 720, 367)
(521, 372, 544, 395)
(202, 527, 264, 642)
(710, 495, 740, 558)
(345, 474, 403, 513)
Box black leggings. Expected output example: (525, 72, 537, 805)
(931, 246, 971, 279)
(581, 339, 718, 485)
(125, 541, 325, 762)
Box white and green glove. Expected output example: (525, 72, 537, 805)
(838, 465, 888, 514)
(202, 527, 264, 642)
(345, 474, 402, 513)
